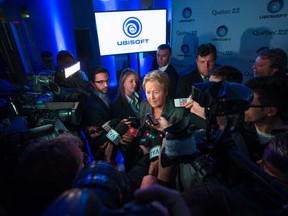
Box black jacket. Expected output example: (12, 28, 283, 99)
(176, 68, 204, 98)
(162, 64, 179, 99)
(111, 96, 139, 120)
(81, 90, 112, 128)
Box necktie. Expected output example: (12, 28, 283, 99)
(203, 76, 209, 82)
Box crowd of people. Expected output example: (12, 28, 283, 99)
(1, 43, 288, 216)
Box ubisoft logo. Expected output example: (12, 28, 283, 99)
(216, 25, 228, 37)
(182, 7, 192, 18)
(267, 0, 284, 13)
(123, 17, 142, 38)
(181, 44, 190, 54)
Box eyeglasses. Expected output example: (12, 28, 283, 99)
(94, 79, 110, 85)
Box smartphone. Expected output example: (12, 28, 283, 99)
(174, 98, 189, 107)
(146, 113, 159, 125)
(128, 116, 137, 121)
(191, 86, 201, 102)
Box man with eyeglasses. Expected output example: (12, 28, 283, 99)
(80, 65, 112, 130)
(240, 75, 288, 162)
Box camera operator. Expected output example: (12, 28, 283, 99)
(241, 75, 288, 162)
(176, 66, 248, 189)
(53, 50, 90, 102)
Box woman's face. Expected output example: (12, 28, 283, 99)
(123, 74, 138, 96)
(145, 81, 166, 109)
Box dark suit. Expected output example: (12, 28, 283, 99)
(156, 64, 179, 99)
(81, 91, 112, 128)
(176, 68, 204, 98)
(111, 97, 139, 120)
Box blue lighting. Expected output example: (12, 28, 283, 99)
(32, 0, 76, 59)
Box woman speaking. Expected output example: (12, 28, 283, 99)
(140, 70, 187, 130)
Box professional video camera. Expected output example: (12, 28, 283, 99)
(0, 62, 89, 169)
(42, 160, 163, 216)
(161, 81, 253, 167)
(161, 81, 288, 210)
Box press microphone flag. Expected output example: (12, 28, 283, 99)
(127, 121, 139, 137)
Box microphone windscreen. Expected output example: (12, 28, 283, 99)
(114, 122, 129, 135)
(130, 121, 140, 129)
(108, 119, 121, 128)
(102, 119, 120, 132)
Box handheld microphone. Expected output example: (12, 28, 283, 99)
(106, 122, 129, 146)
(127, 121, 139, 137)
(102, 119, 120, 132)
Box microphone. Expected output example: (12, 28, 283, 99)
(127, 121, 139, 137)
(102, 119, 121, 132)
(148, 135, 163, 161)
(106, 122, 129, 146)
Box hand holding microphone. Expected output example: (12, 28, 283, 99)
(119, 117, 140, 144)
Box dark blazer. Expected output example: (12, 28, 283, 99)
(80, 91, 112, 128)
(176, 68, 204, 98)
(111, 97, 139, 120)
(164, 64, 179, 99)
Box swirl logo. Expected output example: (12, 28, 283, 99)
(267, 0, 284, 13)
(182, 7, 192, 18)
(181, 44, 190, 54)
(216, 25, 228, 37)
(123, 17, 142, 38)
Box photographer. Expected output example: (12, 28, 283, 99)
(54, 50, 90, 102)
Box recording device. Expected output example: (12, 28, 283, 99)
(191, 81, 253, 116)
(128, 116, 138, 122)
(42, 160, 163, 216)
(191, 85, 201, 102)
(146, 113, 158, 125)
(161, 81, 253, 168)
(174, 98, 189, 107)
(102, 119, 121, 132)
(127, 120, 139, 137)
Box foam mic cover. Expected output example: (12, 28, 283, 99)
(114, 122, 129, 135)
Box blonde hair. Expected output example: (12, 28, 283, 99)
(142, 70, 169, 96)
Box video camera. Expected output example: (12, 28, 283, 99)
(161, 81, 254, 181)
(42, 160, 163, 216)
